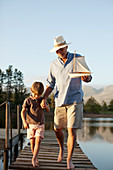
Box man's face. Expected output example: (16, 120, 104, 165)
(56, 46, 68, 59)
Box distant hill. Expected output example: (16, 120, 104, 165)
(83, 85, 113, 105)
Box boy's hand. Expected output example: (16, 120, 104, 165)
(23, 121, 29, 129)
(40, 99, 47, 109)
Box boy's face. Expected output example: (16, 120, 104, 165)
(32, 93, 41, 99)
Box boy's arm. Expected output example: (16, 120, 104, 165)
(21, 107, 29, 129)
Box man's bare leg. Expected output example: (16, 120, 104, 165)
(55, 128, 65, 162)
(67, 128, 76, 169)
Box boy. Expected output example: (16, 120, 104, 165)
(21, 82, 50, 167)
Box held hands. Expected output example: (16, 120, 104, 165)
(40, 99, 47, 109)
(40, 99, 50, 112)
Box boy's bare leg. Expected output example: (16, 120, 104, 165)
(55, 128, 65, 162)
(30, 138, 38, 165)
(30, 138, 35, 154)
(32, 136, 41, 167)
(67, 128, 76, 169)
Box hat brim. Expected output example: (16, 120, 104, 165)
(50, 43, 71, 53)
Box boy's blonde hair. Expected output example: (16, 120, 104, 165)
(31, 82, 44, 96)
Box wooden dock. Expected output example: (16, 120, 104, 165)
(8, 130, 97, 170)
(0, 129, 27, 148)
(0, 101, 25, 170)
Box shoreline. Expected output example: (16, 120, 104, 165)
(83, 113, 113, 118)
(45, 111, 113, 118)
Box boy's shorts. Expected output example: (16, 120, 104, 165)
(27, 124, 45, 139)
(54, 102, 83, 129)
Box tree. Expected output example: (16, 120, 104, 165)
(101, 100, 108, 112)
(0, 65, 29, 104)
(5, 65, 13, 101)
(13, 68, 19, 103)
(84, 96, 101, 113)
(108, 99, 113, 111)
(13, 69, 30, 105)
(0, 69, 5, 102)
(13, 69, 27, 104)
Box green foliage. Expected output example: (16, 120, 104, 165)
(46, 92, 55, 112)
(84, 96, 102, 113)
(5, 65, 13, 101)
(108, 99, 113, 111)
(0, 65, 29, 105)
(101, 100, 108, 112)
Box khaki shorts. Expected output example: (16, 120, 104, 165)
(54, 102, 83, 129)
(27, 124, 45, 139)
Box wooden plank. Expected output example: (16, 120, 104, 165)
(18, 155, 89, 161)
(10, 169, 96, 170)
(16, 157, 93, 163)
(20, 152, 86, 158)
(9, 169, 96, 170)
(10, 160, 94, 166)
(9, 164, 97, 170)
(9, 160, 96, 169)
(0, 139, 5, 150)
(24, 145, 80, 150)
(21, 148, 84, 154)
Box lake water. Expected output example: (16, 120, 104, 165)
(0, 117, 113, 170)
(77, 118, 113, 170)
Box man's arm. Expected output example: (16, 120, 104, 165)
(40, 86, 53, 111)
(43, 86, 53, 99)
(45, 103, 50, 112)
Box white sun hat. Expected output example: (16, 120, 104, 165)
(50, 36, 71, 52)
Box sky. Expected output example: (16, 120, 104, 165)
(0, 0, 113, 89)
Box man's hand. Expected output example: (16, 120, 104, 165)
(81, 75, 92, 82)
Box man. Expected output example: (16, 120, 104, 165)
(43, 36, 92, 169)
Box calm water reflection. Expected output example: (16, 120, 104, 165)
(77, 118, 113, 170)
